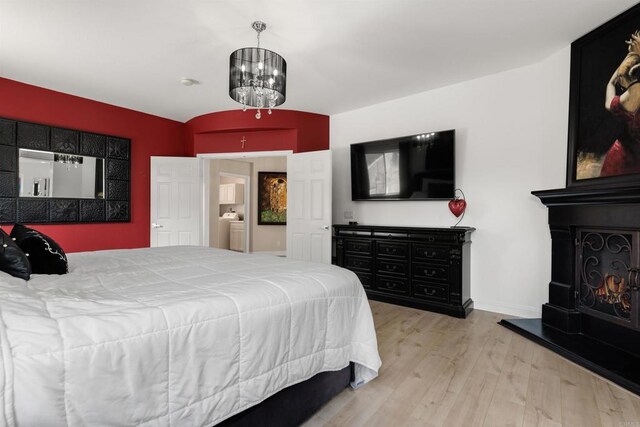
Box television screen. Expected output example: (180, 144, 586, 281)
(350, 130, 455, 200)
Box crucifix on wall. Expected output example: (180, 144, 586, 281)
(241, 136, 246, 149)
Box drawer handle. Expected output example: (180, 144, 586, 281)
(386, 248, 397, 255)
(386, 282, 398, 289)
(424, 288, 437, 296)
(387, 265, 397, 272)
(353, 245, 361, 250)
(388, 234, 393, 238)
(424, 270, 437, 277)
(424, 251, 436, 258)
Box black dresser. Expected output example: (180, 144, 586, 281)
(333, 224, 474, 318)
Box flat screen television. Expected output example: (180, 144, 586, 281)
(350, 130, 455, 201)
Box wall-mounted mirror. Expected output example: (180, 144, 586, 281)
(0, 118, 131, 224)
(19, 149, 105, 199)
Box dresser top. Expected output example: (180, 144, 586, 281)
(332, 224, 475, 233)
(333, 224, 474, 245)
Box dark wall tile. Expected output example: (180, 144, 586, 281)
(51, 128, 79, 154)
(50, 199, 79, 222)
(17, 122, 49, 151)
(0, 172, 16, 197)
(80, 200, 105, 222)
(17, 199, 49, 223)
(80, 132, 106, 157)
(106, 159, 129, 180)
(107, 201, 129, 222)
(0, 119, 16, 146)
(107, 137, 130, 160)
(0, 199, 16, 224)
(0, 146, 16, 172)
(106, 180, 129, 201)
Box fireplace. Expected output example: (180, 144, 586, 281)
(500, 186, 640, 395)
(577, 230, 637, 328)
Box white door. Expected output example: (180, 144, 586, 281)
(287, 150, 332, 263)
(150, 157, 201, 247)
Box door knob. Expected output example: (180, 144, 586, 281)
(152, 223, 164, 229)
(321, 225, 329, 230)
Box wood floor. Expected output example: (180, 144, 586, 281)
(304, 301, 640, 427)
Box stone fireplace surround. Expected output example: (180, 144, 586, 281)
(500, 185, 640, 395)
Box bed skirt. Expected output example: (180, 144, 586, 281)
(220, 364, 353, 426)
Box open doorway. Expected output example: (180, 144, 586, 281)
(199, 151, 291, 256)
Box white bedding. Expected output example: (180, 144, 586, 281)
(0, 246, 381, 426)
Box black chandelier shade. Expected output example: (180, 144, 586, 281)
(229, 47, 287, 108)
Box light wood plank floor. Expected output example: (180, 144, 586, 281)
(304, 301, 640, 427)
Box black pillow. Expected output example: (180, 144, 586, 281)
(0, 227, 31, 280)
(11, 224, 68, 275)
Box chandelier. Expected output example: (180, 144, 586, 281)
(229, 21, 287, 119)
(54, 154, 83, 171)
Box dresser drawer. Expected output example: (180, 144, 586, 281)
(376, 241, 409, 258)
(345, 239, 372, 255)
(335, 229, 372, 237)
(375, 275, 409, 295)
(413, 282, 448, 302)
(413, 264, 449, 282)
(376, 259, 409, 276)
(412, 244, 449, 263)
(354, 271, 372, 288)
(373, 231, 409, 239)
(345, 255, 373, 272)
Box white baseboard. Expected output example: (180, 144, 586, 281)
(472, 300, 542, 319)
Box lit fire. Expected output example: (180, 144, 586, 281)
(595, 275, 631, 312)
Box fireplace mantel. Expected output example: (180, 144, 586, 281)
(533, 185, 640, 206)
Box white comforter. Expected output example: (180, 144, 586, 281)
(0, 246, 381, 426)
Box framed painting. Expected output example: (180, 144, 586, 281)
(567, 3, 640, 188)
(257, 172, 287, 225)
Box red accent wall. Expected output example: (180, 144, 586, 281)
(0, 79, 329, 253)
(0, 78, 185, 253)
(184, 109, 329, 156)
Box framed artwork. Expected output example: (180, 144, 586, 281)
(567, 3, 640, 188)
(257, 172, 287, 225)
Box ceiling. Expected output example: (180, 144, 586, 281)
(1, 0, 638, 122)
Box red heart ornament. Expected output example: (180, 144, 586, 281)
(448, 198, 467, 217)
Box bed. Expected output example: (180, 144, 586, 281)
(0, 246, 381, 426)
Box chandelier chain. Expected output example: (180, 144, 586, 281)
(252, 21, 266, 49)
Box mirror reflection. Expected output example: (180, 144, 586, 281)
(18, 149, 105, 199)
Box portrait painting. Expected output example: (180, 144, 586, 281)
(257, 172, 287, 225)
(569, 4, 640, 188)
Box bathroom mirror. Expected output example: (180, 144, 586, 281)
(19, 149, 105, 199)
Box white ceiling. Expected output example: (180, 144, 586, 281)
(1, 0, 638, 122)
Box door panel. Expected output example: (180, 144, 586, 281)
(286, 150, 332, 263)
(151, 157, 201, 247)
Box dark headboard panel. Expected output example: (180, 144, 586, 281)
(0, 117, 131, 224)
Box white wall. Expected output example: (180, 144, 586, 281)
(330, 47, 571, 318)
